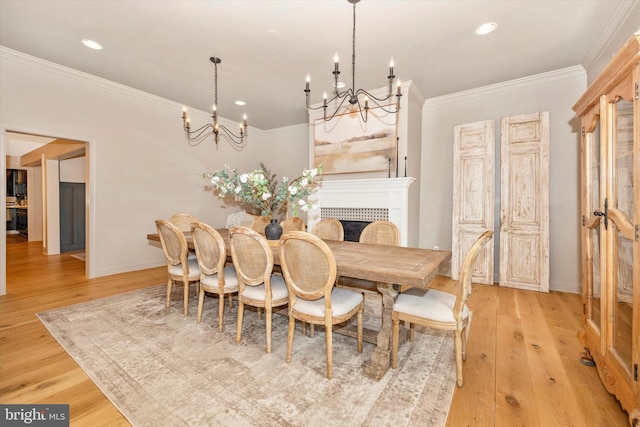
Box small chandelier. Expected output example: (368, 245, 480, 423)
(181, 57, 248, 148)
(304, 0, 402, 123)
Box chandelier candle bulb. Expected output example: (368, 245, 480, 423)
(334, 53, 339, 72)
(389, 58, 394, 77)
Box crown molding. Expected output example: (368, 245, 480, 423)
(582, 0, 640, 72)
(423, 65, 585, 108)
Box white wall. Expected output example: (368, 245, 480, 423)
(420, 66, 586, 293)
(60, 157, 86, 183)
(0, 47, 309, 294)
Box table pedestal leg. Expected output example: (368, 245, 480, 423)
(363, 282, 408, 380)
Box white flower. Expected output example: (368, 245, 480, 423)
(262, 192, 272, 200)
(301, 204, 309, 212)
(288, 185, 298, 195)
(298, 199, 306, 206)
(240, 173, 248, 183)
(300, 178, 308, 187)
(256, 173, 265, 181)
(235, 187, 241, 194)
(211, 176, 220, 184)
(309, 168, 318, 177)
(311, 202, 320, 210)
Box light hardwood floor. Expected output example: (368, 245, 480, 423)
(0, 237, 630, 426)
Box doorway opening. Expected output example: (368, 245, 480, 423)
(2, 129, 90, 295)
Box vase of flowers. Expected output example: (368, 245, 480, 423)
(203, 164, 323, 238)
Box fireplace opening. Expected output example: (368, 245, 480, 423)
(339, 220, 371, 242)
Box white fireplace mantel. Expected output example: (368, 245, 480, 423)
(308, 177, 415, 246)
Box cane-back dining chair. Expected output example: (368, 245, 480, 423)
(310, 218, 344, 241)
(391, 230, 494, 387)
(169, 213, 198, 233)
(279, 231, 363, 379)
(155, 219, 200, 316)
(280, 216, 305, 233)
(249, 215, 272, 234)
(229, 226, 288, 353)
(359, 220, 400, 246)
(191, 221, 238, 332)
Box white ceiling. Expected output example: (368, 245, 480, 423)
(0, 0, 638, 130)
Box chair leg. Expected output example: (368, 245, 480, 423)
(409, 322, 415, 342)
(265, 306, 272, 354)
(183, 280, 189, 316)
(357, 306, 363, 353)
(286, 315, 295, 363)
(196, 288, 205, 324)
(236, 301, 244, 343)
(325, 318, 333, 380)
(454, 330, 464, 387)
(217, 292, 225, 333)
(310, 323, 315, 338)
(392, 314, 400, 369)
(228, 293, 233, 308)
(166, 279, 172, 308)
(461, 326, 467, 361)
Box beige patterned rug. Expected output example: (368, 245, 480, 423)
(38, 285, 456, 427)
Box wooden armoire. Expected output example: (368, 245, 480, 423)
(573, 32, 639, 424)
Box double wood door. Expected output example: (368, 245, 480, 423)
(452, 112, 549, 292)
(573, 33, 639, 424)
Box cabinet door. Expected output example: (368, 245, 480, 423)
(581, 99, 604, 337)
(604, 74, 638, 385)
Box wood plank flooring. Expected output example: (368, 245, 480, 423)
(0, 237, 630, 426)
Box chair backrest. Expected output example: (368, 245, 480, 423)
(155, 219, 188, 268)
(249, 215, 272, 234)
(279, 231, 337, 306)
(359, 220, 400, 246)
(281, 216, 305, 233)
(310, 218, 344, 241)
(169, 213, 198, 233)
(456, 230, 494, 313)
(191, 221, 226, 277)
(229, 226, 273, 287)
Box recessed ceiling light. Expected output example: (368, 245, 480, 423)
(235, 100, 246, 106)
(266, 29, 279, 39)
(82, 39, 103, 50)
(475, 22, 497, 36)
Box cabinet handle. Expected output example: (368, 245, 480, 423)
(593, 198, 608, 230)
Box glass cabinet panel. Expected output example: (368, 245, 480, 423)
(610, 98, 634, 372)
(586, 120, 602, 330)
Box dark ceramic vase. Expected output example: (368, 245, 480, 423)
(264, 218, 282, 240)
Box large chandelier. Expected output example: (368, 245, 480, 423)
(304, 0, 402, 123)
(181, 57, 248, 148)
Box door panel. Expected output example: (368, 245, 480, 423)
(452, 120, 494, 284)
(59, 182, 85, 253)
(608, 96, 635, 373)
(500, 112, 550, 292)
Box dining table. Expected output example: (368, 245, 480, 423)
(147, 228, 451, 381)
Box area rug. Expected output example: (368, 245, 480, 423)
(37, 285, 456, 427)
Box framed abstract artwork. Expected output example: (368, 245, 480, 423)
(313, 106, 397, 175)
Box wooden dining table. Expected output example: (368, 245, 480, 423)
(147, 228, 451, 381)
